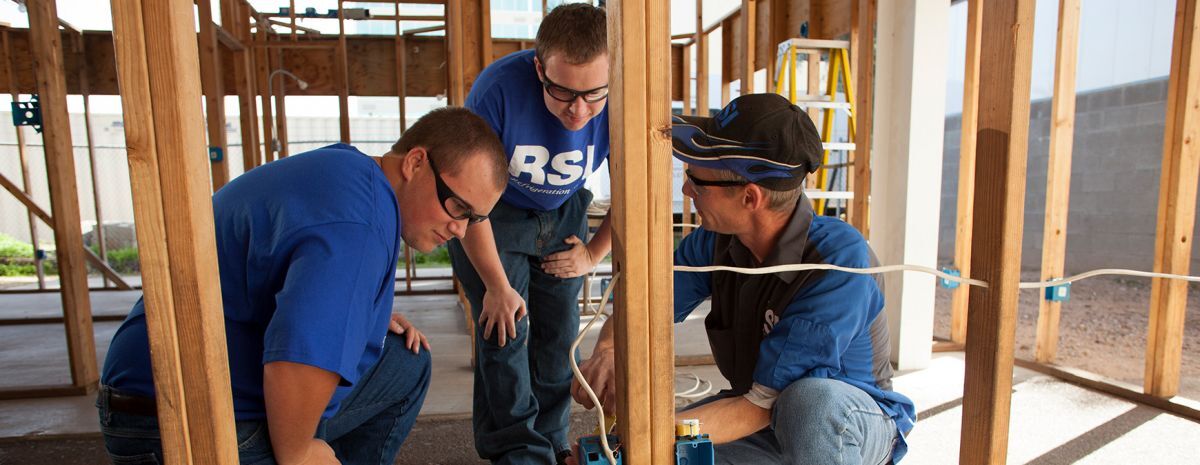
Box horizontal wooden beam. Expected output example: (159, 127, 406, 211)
(0, 29, 527, 98)
(214, 25, 244, 51)
(1014, 358, 1200, 423)
(0, 384, 89, 401)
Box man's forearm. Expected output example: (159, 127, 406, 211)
(459, 220, 509, 289)
(263, 361, 339, 464)
(585, 212, 613, 265)
(680, 396, 771, 445)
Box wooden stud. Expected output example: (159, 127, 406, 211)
(741, 0, 757, 93)
(959, 1, 1036, 464)
(446, 0, 465, 106)
(395, 2, 408, 131)
(255, 18, 276, 162)
(3, 27, 47, 290)
(695, 0, 709, 116)
(681, 44, 692, 115)
(199, 0, 231, 189)
(111, 0, 239, 461)
(1016, 358, 1200, 423)
(1035, 0, 1082, 364)
(849, 0, 875, 236)
(0, 172, 131, 288)
(950, 0, 983, 345)
(338, 0, 351, 142)
(608, 0, 675, 463)
(27, 0, 98, 391)
(223, 0, 262, 172)
(721, 18, 733, 105)
(1146, 0, 1200, 398)
(73, 33, 111, 288)
(290, 0, 297, 42)
(272, 48, 290, 158)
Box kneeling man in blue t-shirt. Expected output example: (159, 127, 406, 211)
(98, 107, 508, 465)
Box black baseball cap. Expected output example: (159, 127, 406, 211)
(671, 93, 823, 190)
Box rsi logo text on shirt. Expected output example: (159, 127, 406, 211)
(509, 145, 598, 186)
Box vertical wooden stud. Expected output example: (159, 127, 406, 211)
(198, 0, 231, 189)
(1035, 0, 1081, 364)
(27, 0, 98, 390)
(951, 0, 984, 344)
(849, 0, 875, 236)
(959, 1, 1036, 464)
(1146, 0, 1200, 398)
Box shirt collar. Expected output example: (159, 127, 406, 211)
(726, 194, 814, 284)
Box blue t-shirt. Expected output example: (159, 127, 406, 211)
(673, 217, 917, 463)
(466, 49, 609, 211)
(101, 144, 401, 420)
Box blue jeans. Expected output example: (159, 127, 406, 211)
(684, 378, 898, 465)
(97, 332, 432, 465)
(448, 190, 592, 465)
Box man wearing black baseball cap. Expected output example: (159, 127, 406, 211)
(572, 94, 915, 464)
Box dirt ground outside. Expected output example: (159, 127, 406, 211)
(932, 271, 1200, 401)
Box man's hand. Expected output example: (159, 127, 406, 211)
(389, 313, 430, 353)
(572, 346, 617, 413)
(478, 285, 527, 347)
(283, 438, 340, 465)
(541, 235, 598, 279)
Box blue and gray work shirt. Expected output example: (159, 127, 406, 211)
(673, 199, 916, 462)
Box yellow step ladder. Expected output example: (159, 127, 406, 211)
(773, 38, 857, 216)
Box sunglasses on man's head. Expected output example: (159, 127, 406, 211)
(426, 154, 488, 225)
(685, 169, 750, 188)
(541, 72, 609, 104)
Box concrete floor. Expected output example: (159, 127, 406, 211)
(2, 277, 1200, 463)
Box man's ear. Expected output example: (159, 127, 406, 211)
(399, 147, 426, 182)
(743, 184, 769, 212)
(534, 56, 544, 81)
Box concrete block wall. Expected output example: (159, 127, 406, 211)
(939, 77, 1177, 274)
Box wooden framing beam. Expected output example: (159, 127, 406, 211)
(959, 1, 1036, 464)
(695, 0, 709, 116)
(199, 0, 231, 190)
(273, 47, 290, 158)
(0, 27, 46, 289)
(445, 0, 465, 105)
(1035, 0, 1081, 364)
(222, 0, 262, 173)
(721, 16, 735, 105)
(395, 1, 408, 131)
(681, 44, 692, 114)
(110, 0, 237, 461)
(1015, 358, 1200, 423)
(73, 32, 111, 288)
(849, 0, 875, 236)
(741, 0, 757, 93)
(1147, 0, 1200, 398)
(951, 0, 983, 345)
(27, 0, 97, 391)
(256, 21, 276, 162)
(0, 173, 131, 288)
(337, 0, 351, 141)
(608, 0, 675, 463)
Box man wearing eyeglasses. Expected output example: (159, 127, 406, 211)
(98, 108, 508, 465)
(447, 3, 612, 465)
(571, 94, 916, 465)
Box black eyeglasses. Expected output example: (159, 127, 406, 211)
(427, 154, 488, 225)
(541, 72, 609, 103)
(685, 169, 749, 188)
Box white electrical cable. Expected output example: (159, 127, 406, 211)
(571, 270, 620, 465)
(674, 372, 713, 399)
(670, 224, 1200, 289)
(675, 263, 991, 287)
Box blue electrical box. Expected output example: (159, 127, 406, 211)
(209, 146, 223, 163)
(939, 267, 961, 289)
(579, 435, 623, 465)
(675, 434, 714, 465)
(1044, 280, 1071, 302)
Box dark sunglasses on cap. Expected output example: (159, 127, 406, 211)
(685, 169, 749, 188)
(426, 154, 488, 225)
(541, 72, 609, 104)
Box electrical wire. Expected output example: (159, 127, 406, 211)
(571, 269, 620, 465)
(670, 224, 1200, 289)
